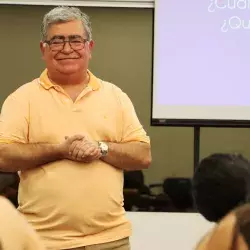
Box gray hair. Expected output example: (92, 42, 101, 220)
(41, 6, 92, 41)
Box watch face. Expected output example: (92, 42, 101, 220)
(99, 142, 108, 156)
(102, 144, 108, 151)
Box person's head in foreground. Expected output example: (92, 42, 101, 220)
(0, 196, 45, 250)
(196, 203, 250, 250)
(192, 153, 250, 222)
(40, 6, 94, 81)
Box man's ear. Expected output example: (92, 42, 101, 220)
(40, 41, 46, 59)
(88, 40, 95, 59)
(89, 40, 94, 50)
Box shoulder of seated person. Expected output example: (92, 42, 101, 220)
(0, 196, 15, 209)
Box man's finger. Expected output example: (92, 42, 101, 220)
(90, 148, 101, 159)
(82, 146, 96, 158)
(96, 150, 103, 160)
(69, 141, 78, 155)
(76, 149, 85, 161)
(71, 147, 79, 160)
(71, 141, 84, 159)
(66, 134, 85, 144)
(72, 142, 91, 159)
(82, 147, 102, 163)
(80, 146, 98, 162)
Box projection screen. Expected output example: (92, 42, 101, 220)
(152, 0, 250, 127)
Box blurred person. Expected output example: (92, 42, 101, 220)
(196, 203, 250, 250)
(192, 153, 250, 222)
(0, 196, 45, 250)
(0, 6, 151, 250)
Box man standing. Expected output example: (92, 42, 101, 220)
(0, 6, 151, 250)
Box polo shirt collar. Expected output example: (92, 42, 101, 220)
(39, 69, 100, 91)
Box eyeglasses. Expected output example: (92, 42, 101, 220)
(44, 35, 88, 52)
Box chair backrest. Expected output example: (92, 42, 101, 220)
(0, 172, 19, 193)
(124, 171, 144, 189)
(163, 178, 193, 209)
(124, 170, 150, 195)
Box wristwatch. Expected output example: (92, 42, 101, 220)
(98, 141, 109, 157)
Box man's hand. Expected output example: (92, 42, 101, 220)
(59, 134, 85, 159)
(65, 135, 102, 163)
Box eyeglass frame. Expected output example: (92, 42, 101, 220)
(43, 35, 89, 52)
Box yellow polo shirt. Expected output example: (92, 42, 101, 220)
(0, 69, 150, 250)
(0, 196, 45, 250)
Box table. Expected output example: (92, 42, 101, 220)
(126, 212, 214, 250)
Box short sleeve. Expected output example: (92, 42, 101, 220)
(119, 91, 150, 144)
(0, 92, 29, 144)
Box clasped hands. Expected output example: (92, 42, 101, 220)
(61, 134, 102, 163)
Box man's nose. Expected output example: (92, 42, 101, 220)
(62, 41, 73, 53)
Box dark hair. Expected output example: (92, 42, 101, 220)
(192, 153, 250, 222)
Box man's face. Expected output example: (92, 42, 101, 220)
(40, 20, 94, 76)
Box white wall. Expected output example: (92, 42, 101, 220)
(126, 212, 214, 250)
(0, 0, 154, 8)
